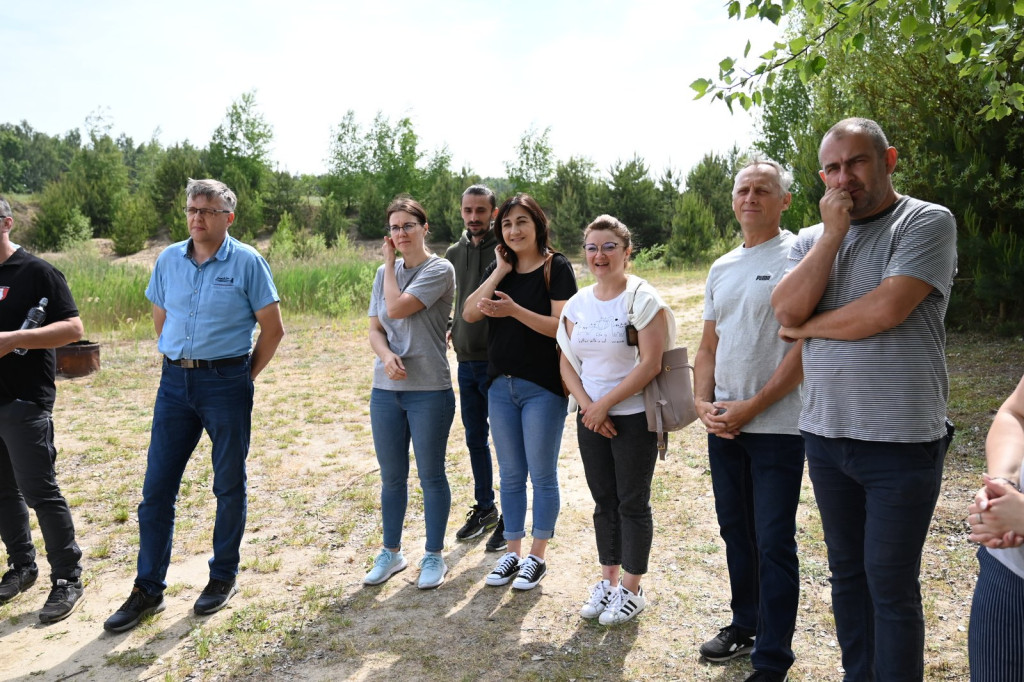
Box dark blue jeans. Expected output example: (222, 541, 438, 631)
(803, 429, 951, 682)
(135, 358, 254, 595)
(708, 432, 804, 674)
(457, 361, 494, 510)
(578, 411, 657, 575)
(0, 399, 82, 583)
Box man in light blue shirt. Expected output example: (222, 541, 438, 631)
(104, 179, 284, 633)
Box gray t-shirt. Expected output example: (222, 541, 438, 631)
(368, 255, 455, 391)
(703, 231, 802, 435)
(788, 196, 957, 442)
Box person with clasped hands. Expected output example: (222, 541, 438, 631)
(966, 372, 1024, 682)
(104, 178, 284, 633)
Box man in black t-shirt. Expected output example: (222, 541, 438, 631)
(0, 197, 85, 623)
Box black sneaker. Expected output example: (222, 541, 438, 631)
(104, 586, 166, 633)
(485, 552, 522, 586)
(744, 671, 788, 682)
(0, 564, 39, 604)
(455, 505, 500, 540)
(512, 555, 547, 591)
(700, 624, 755, 661)
(194, 578, 238, 615)
(38, 579, 84, 624)
(485, 516, 507, 552)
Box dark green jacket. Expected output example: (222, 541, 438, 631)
(444, 229, 498, 362)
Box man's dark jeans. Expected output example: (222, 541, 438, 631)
(457, 360, 494, 510)
(135, 358, 253, 595)
(803, 429, 951, 682)
(0, 399, 82, 583)
(708, 431, 805, 674)
(578, 411, 658, 575)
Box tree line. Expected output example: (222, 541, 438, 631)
(3, 39, 1023, 331)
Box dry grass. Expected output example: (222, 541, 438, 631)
(0, 270, 1019, 681)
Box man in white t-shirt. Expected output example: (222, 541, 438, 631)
(694, 157, 805, 682)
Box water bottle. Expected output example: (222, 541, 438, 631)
(13, 297, 48, 356)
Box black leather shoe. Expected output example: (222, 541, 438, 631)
(194, 578, 238, 615)
(0, 564, 39, 604)
(104, 586, 165, 633)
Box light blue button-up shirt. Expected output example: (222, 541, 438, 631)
(146, 236, 280, 361)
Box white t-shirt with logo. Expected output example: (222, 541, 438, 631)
(563, 286, 645, 416)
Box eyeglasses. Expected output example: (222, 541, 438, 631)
(386, 222, 422, 235)
(583, 242, 623, 254)
(185, 207, 232, 217)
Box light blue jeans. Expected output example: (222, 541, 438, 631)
(488, 376, 567, 540)
(370, 388, 455, 553)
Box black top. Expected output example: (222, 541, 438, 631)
(0, 249, 79, 411)
(485, 253, 577, 396)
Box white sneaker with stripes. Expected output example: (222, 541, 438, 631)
(599, 584, 646, 625)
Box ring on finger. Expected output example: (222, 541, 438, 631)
(976, 512, 983, 525)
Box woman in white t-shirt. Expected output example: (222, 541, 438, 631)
(557, 215, 675, 625)
(967, 372, 1024, 682)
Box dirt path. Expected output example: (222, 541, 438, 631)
(0, 273, 982, 681)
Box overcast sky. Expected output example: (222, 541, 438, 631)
(1, 1, 785, 181)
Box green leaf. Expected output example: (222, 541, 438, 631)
(745, 2, 761, 18)
(690, 78, 711, 96)
(728, 1, 742, 18)
(900, 15, 918, 37)
(1016, 0, 1024, 16)
(789, 36, 808, 52)
(852, 32, 866, 50)
(947, 50, 965, 64)
(809, 54, 827, 75)
(744, 40, 752, 58)
(720, 57, 736, 72)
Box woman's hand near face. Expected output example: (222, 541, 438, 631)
(494, 245, 513, 277)
(382, 236, 397, 264)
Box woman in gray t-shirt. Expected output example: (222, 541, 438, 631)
(363, 197, 455, 591)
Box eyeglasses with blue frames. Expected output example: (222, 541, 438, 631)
(583, 242, 623, 254)
(386, 222, 422, 235)
(185, 207, 232, 217)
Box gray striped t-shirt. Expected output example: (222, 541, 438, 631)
(789, 196, 957, 442)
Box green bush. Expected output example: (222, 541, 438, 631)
(32, 180, 91, 251)
(112, 194, 158, 256)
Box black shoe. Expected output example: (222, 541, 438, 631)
(0, 564, 39, 604)
(745, 671, 788, 682)
(194, 578, 238, 615)
(699, 624, 755, 661)
(485, 516, 507, 552)
(455, 505, 499, 540)
(512, 555, 547, 590)
(39, 579, 84, 624)
(104, 586, 166, 633)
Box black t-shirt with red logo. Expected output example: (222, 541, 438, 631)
(0, 248, 79, 411)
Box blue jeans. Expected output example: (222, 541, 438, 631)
(803, 428, 951, 682)
(136, 358, 254, 595)
(578, 411, 657, 575)
(370, 388, 455, 553)
(708, 432, 805, 674)
(458, 361, 495, 509)
(0, 399, 82, 582)
(488, 376, 567, 541)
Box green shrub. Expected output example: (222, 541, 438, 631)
(112, 194, 158, 256)
(32, 180, 91, 251)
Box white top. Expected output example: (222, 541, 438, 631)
(562, 286, 645, 415)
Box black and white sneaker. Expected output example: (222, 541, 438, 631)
(485, 552, 522, 586)
(699, 624, 755, 661)
(599, 584, 645, 625)
(512, 555, 547, 590)
(456, 505, 500, 540)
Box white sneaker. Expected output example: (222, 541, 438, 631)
(599, 584, 646, 625)
(363, 548, 407, 585)
(485, 552, 521, 586)
(580, 579, 616, 619)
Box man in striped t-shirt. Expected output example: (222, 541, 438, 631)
(771, 118, 957, 681)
